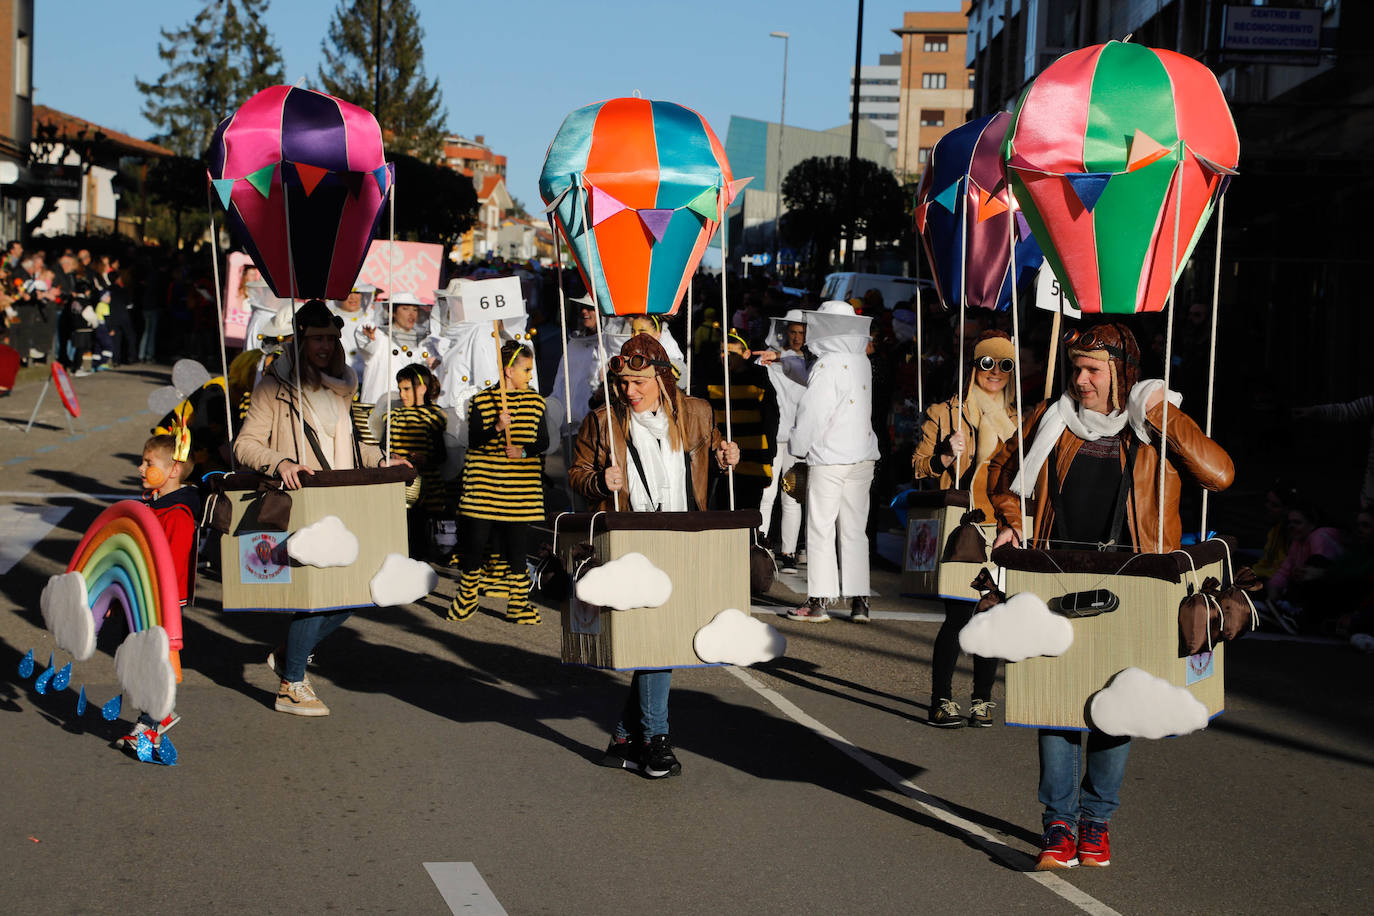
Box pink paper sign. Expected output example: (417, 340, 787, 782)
(356, 241, 444, 304)
(222, 252, 258, 348)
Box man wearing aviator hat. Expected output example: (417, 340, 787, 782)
(987, 320, 1233, 871)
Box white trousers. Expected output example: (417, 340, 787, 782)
(805, 460, 874, 599)
(758, 444, 802, 554)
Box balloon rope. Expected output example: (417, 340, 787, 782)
(553, 224, 572, 425)
(1158, 156, 1184, 549)
(719, 187, 735, 510)
(581, 181, 620, 511)
(385, 183, 395, 461)
(206, 186, 237, 468)
(282, 175, 305, 463)
(1200, 193, 1225, 541)
(955, 176, 967, 484)
(1007, 188, 1028, 537)
(914, 242, 924, 410)
(685, 280, 694, 393)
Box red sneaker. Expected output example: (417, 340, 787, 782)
(1077, 820, 1111, 867)
(1034, 821, 1078, 870)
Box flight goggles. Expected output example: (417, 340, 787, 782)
(1062, 328, 1138, 366)
(975, 356, 1014, 373)
(609, 353, 672, 374)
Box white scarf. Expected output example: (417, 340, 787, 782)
(626, 408, 687, 512)
(275, 352, 360, 469)
(1010, 379, 1180, 497)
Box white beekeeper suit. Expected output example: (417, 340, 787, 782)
(789, 301, 879, 600)
(759, 308, 810, 556)
(356, 291, 440, 406)
(329, 283, 379, 379)
(241, 280, 288, 353)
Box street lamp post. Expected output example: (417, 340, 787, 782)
(770, 30, 789, 275)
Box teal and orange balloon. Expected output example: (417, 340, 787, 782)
(1003, 41, 1238, 314)
(539, 98, 747, 316)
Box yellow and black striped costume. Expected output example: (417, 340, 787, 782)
(387, 403, 448, 513)
(459, 386, 547, 522)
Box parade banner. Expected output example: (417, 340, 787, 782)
(356, 241, 444, 304)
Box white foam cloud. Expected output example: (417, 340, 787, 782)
(1089, 667, 1210, 739)
(693, 608, 786, 666)
(575, 552, 672, 610)
(41, 572, 95, 661)
(958, 592, 1073, 662)
(287, 515, 359, 568)
(369, 553, 438, 607)
(114, 627, 177, 721)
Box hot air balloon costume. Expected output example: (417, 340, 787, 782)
(973, 42, 1247, 739)
(540, 98, 772, 683)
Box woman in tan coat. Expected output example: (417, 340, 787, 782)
(911, 329, 1018, 728)
(235, 300, 409, 718)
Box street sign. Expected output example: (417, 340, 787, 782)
(1034, 266, 1081, 320)
(32, 164, 81, 200)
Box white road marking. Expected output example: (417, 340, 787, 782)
(423, 862, 508, 915)
(0, 504, 71, 576)
(725, 666, 1123, 916)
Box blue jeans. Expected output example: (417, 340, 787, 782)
(1038, 728, 1131, 829)
(139, 310, 161, 361)
(283, 609, 353, 682)
(613, 669, 671, 741)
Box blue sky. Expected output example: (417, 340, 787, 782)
(35, 0, 960, 210)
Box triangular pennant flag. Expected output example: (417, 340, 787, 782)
(211, 178, 236, 210)
(913, 201, 930, 234)
(293, 162, 329, 196)
(543, 185, 571, 214)
(590, 185, 628, 226)
(977, 191, 1009, 223)
(372, 165, 389, 195)
(1192, 151, 1239, 176)
(1216, 174, 1232, 199)
(1064, 172, 1112, 213)
(931, 181, 960, 214)
(1127, 129, 1172, 172)
(685, 186, 719, 220)
(244, 163, 275, 199)
(726, 176, 753, 205)
(638, 208, 675, 243)
(1014, 210, 1031, 241)
(341, 172, 365, 199)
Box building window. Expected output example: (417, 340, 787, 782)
(924, 37, 948, 53)
(921, 72, 947, 89)
(969, 73, 976, 88)
(919, 109, 944, 127)
(918, 147, 932, 164)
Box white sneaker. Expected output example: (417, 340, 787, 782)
(275, 679, 329, 716)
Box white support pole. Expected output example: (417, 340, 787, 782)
(206, 187, 237, 466)
(281, 172, 305, 462)
(580, 180, 620, 511)
(1200, 193, 1226, 541)
(719, 187, 735, 509)
(1007, 185, 1028, 537)
(385, 184, 396, 461)
(1158, 156, 1184, 549)
(553, 225, 572, 426)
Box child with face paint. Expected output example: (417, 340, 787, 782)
(387, 364, 448, 558)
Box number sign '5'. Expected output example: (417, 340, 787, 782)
(452, 276, 525, 324)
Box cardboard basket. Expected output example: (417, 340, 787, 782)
(901, 490, 1028, 601)
(995, 541, 1229, 730)
(212, 467, 412, 613)
(555, 510, 759, 670)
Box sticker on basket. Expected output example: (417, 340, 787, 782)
(240, 531, 292, 585)
(904, 517, 940, 573)
(1185, 650, 1214, 685)
(569, 594, 601, 635)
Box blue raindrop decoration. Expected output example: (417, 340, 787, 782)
(101, 694, 122, 721)
(35, 665, 55, 695)
(18, 649, 34, 678)
(52, 662, 72, 692)
(76, 686, 88, 717)
(156, 737, 178, 766)
(135, 732, 154, 763)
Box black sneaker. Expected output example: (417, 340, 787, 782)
(928, 698, 963, 728)
(642, 734, 682, 778)
(597, 737, 641, 772)
(968, 698, 996, 728)
(778, 553, 798, 571)
(850, 596, 871, 623)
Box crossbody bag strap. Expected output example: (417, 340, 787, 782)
(624, 437, 661, 512)
(1104, 436, 1140, 551)
(300, 421, 332, 472)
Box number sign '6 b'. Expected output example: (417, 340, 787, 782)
(451, 276, 526, 325)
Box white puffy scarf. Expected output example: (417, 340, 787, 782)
(1010, 379, 1180, 497)
(626, 407, 687, 512)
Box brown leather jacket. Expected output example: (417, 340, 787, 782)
(987, 399, 1234, 554)
(569, 396, 723, 512)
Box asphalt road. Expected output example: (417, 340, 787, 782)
(2, 366, 1371, 914)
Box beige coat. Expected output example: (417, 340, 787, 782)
(911, 386, 1016, 516)
(234, 365, 383, 475)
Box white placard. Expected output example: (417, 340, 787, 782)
(1034, 266, 1081, 320)
(450, 276, 525, 324)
